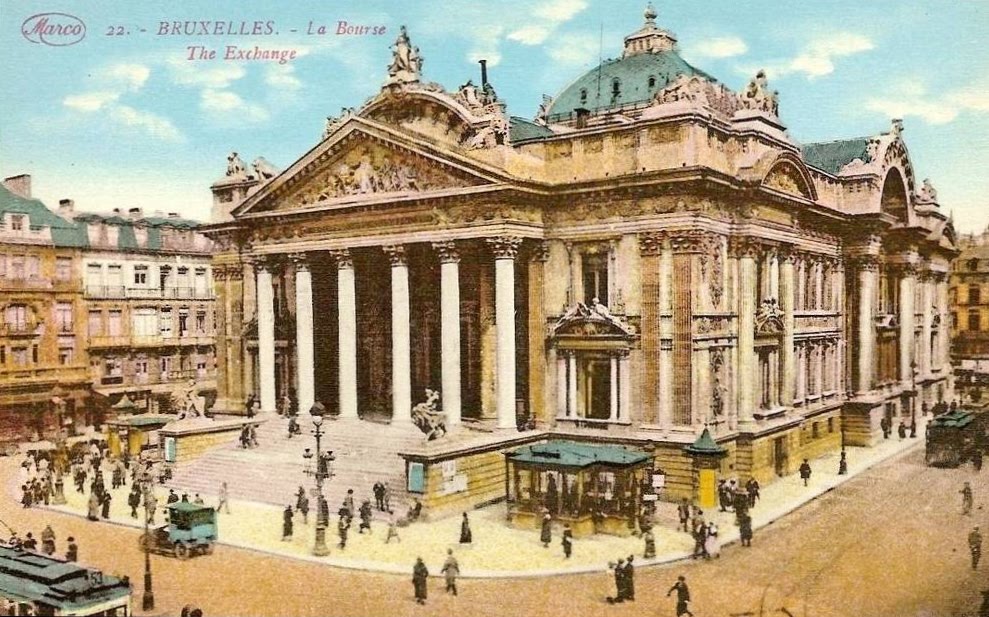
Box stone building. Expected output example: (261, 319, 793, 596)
(950, 226, 989, 406)
(205, 8, 957, 511)
(0, 176, 90, 442)
(70, 206, 217, 414)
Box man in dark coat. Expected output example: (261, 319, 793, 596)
(739, 513, 753, 547)
(880, 416, 891, 439)
(412, 557, 429, 604)
(373, 481, 386, 511)
(962, 481, 974, 515)
(746, 478, 760, 507)
(897, 421, 907, 440)
(561, 524, 573, 559)
(128, 487, 141, 519)
(622, 555, 635, 601)
(667, 575, 695, 616)
(677, 498, 691, 533)
(838, 450, 848, 475)
(282, 505, 293, 541)
(606, 558, 625, 603)
(799, 459, 812, 486)
(460, 512, 472, 544)
(100, 492, 112, 519)
(65, 537, 78, 562)
(358, 500, 373, 534)
(167, 489, 179, 504)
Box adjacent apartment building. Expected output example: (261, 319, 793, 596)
(951, 226, 989, 406)
(0, 174, 216, 443)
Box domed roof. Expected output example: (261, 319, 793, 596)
(544, 50, 714, 122)
(543, 6, 715, 123)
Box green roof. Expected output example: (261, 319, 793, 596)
(167, 501, 216, 513)
(800, 137, 872, 175)
(0, 546, 130, 611)
(507, 440, 650, 469)
(510, 116, 555, 143)
(108, 414, 171, 428)
(930, 410, 975, 429)
(685, 428, 727, 456)
(545, 50, 713, 121)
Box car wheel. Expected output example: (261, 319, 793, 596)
(174, 542, 190, 560)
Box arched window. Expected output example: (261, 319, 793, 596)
(647, 75, 657, 89)
(579, 88, 588, 105)
(611, 78, 621, 102)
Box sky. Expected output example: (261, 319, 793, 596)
(1, 0, 988, 232)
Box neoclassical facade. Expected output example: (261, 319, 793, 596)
(206, 9, 956, 502)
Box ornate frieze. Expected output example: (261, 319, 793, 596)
(729, 237, 765, 260)
(486, 236, 522, 260)
(695, 315, 732, 336)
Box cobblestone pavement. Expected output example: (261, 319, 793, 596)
(3, 441, 985, 616)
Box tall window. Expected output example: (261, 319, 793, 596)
(55, 303, 73, 332)
(969, 310, 981, 332)
(58, 347, 73, 365)
(160, 307, 173, 336)
(55, 257, 72, 281)
(135, 358, 149, 382)
(195, 310, 206, 333)
(132, 307, 157, 336)
(582, 253, 609, 306)
(88, 310, 102, 336)
(970, 285, 982, 305)
(10, 255, 24, 279)
(107, 310, 122, 336)
(178, 308, 189, 335)
(134, 265, 148, 286)
(10, 215, 24, 232)
(12, 347, 28, 366)
(5, 305, 28, 331)
(26, 256, 40, 279)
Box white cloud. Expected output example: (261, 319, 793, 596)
(265, 64, 302, 91)
(688, 36, 748, 60)
(63, 91, 120, 112)
(533, 0, 589, 23)
(98, 63, 150, 90)
(546, 32, 599, 66)
(200, 89, 270, 123)
(749, 32, 874, 80)
(866, 79, 989, 126)
(166, 57, 246, 88)
(110, 105, 183, 142)
(507, 25, 551, 46)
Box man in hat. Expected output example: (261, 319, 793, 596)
(962, 481, 974, 515)
(667, 575, 695, 616)
(441, 548, 460, 596)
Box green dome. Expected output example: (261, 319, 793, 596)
(544, 50, 714, 122)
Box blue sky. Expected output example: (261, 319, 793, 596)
(2, 0, 988, 231)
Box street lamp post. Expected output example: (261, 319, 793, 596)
(140, 475, 155, 611)
(304, 402, 331, 557)
(50, 390, 68, 506)
(910, 360, 919, 438)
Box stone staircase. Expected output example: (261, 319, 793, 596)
(166, 413, 428, 517)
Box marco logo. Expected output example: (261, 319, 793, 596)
(22, 13, 86, 46)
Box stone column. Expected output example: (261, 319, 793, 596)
(898, 262, 917, 390)
(255, 258, 277, 413)
(658, 243, 674, 426)
(920, 271, 934, 377)
(556, 352, 568, 417)
(384, 245, 412, 425)
(291, 254, 315, 416)
(567, 351, 578, 418)
(856, 256, 879, 394)
(735, 240, 760, 426)
(937, 274, 949, 372)
(619, 351, 631, 422)
(330, 249, 358, 419)
(433, 241, 462, 428)
(609, 354, 619, 421)
(638, 233, 663, 426)
(488, 236, 521, 429)
(780, 248, 796, 407)
(528, 242, 549, 425)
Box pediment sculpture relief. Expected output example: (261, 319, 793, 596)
(550, 301, 636, 338)
(755, 298, 784, 334)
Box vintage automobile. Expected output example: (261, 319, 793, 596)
(139, 502, 217, 559)
(926, 409, 989, 468)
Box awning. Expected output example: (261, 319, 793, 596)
(506, 440, 650, 469)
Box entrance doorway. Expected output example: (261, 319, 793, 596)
(773, 436, 788, 477)
(582, 358, 611, 420)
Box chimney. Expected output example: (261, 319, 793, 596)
(112, 207, 121, 215)
(574, 107, 590, 129)
(2, 174, 32, 198)
(167, 212, 180, 219)
(479, 59, 488, 87)
(128, 207, 143, 219)
(58, 199, 75, 216)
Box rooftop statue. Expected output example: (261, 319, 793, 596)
(386, 26, 422, 86)
(252, 157, 278, 181)
(741, 70, 779, 116)
(226, 152, 248, 178)
(917, 178, 939, 204)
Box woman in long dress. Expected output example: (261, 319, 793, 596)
(459, 512, 472, 544)
(704, 521, 721, 559)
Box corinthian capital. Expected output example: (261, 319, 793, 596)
(382, 244, 407, 267)
(432, 241, 461, 264)
(638, 232, 666, 257)
(328, 248, 354, 270)
(486, 236, 522, 260)
(729, 237, 764, 260)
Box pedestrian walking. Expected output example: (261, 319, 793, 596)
(971, 526, 983, 570)
(218, 482, 230, 514)
(460, 512, 473, 544)
(385, 518, 401, 544)
(838, 450, 848, 475)
(623, 556, 635, 601)
(343, 489, 355, 522)
(880, 416, 891, 439)
(739, 513, 753, 547)
(298, 492, 310, 525)
(128, 487, 140, 519)
(193, 493, 205, 505)
(677, 498, 691, 533)
(799, 459, 812, 486)
(65, 537, 78, 562)
(359, 499, 373, 534)
(167, 489, 179, 504)
(441, 549, 460, 595)
(746, 477, 760, 507)
(562, 523, 573, 559)
(100, 492, 112, 519)
(705, 522, 720, 559)
(41, 525, 55, 556)
(338, 516, 350, 550)
(643, 528, 656, 558)
(22, 533, 37, 551)
(540, 512, 552, 548)
(898, 421, 907, 440)
(606, 558, 626, 604)
(145, 490, 158, 525)
(413, 557, 429, 604)
(962, 481, 974, 515)
(975, 450, 984, 472)
(282, 505, 294, 541)
(383, 482, 392, 514)
(20, 484, 32, 509)
(667, 575, 695, 617)
(373, 481, 385, 511)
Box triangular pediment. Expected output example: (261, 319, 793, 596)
(235, 118, 512, 217)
